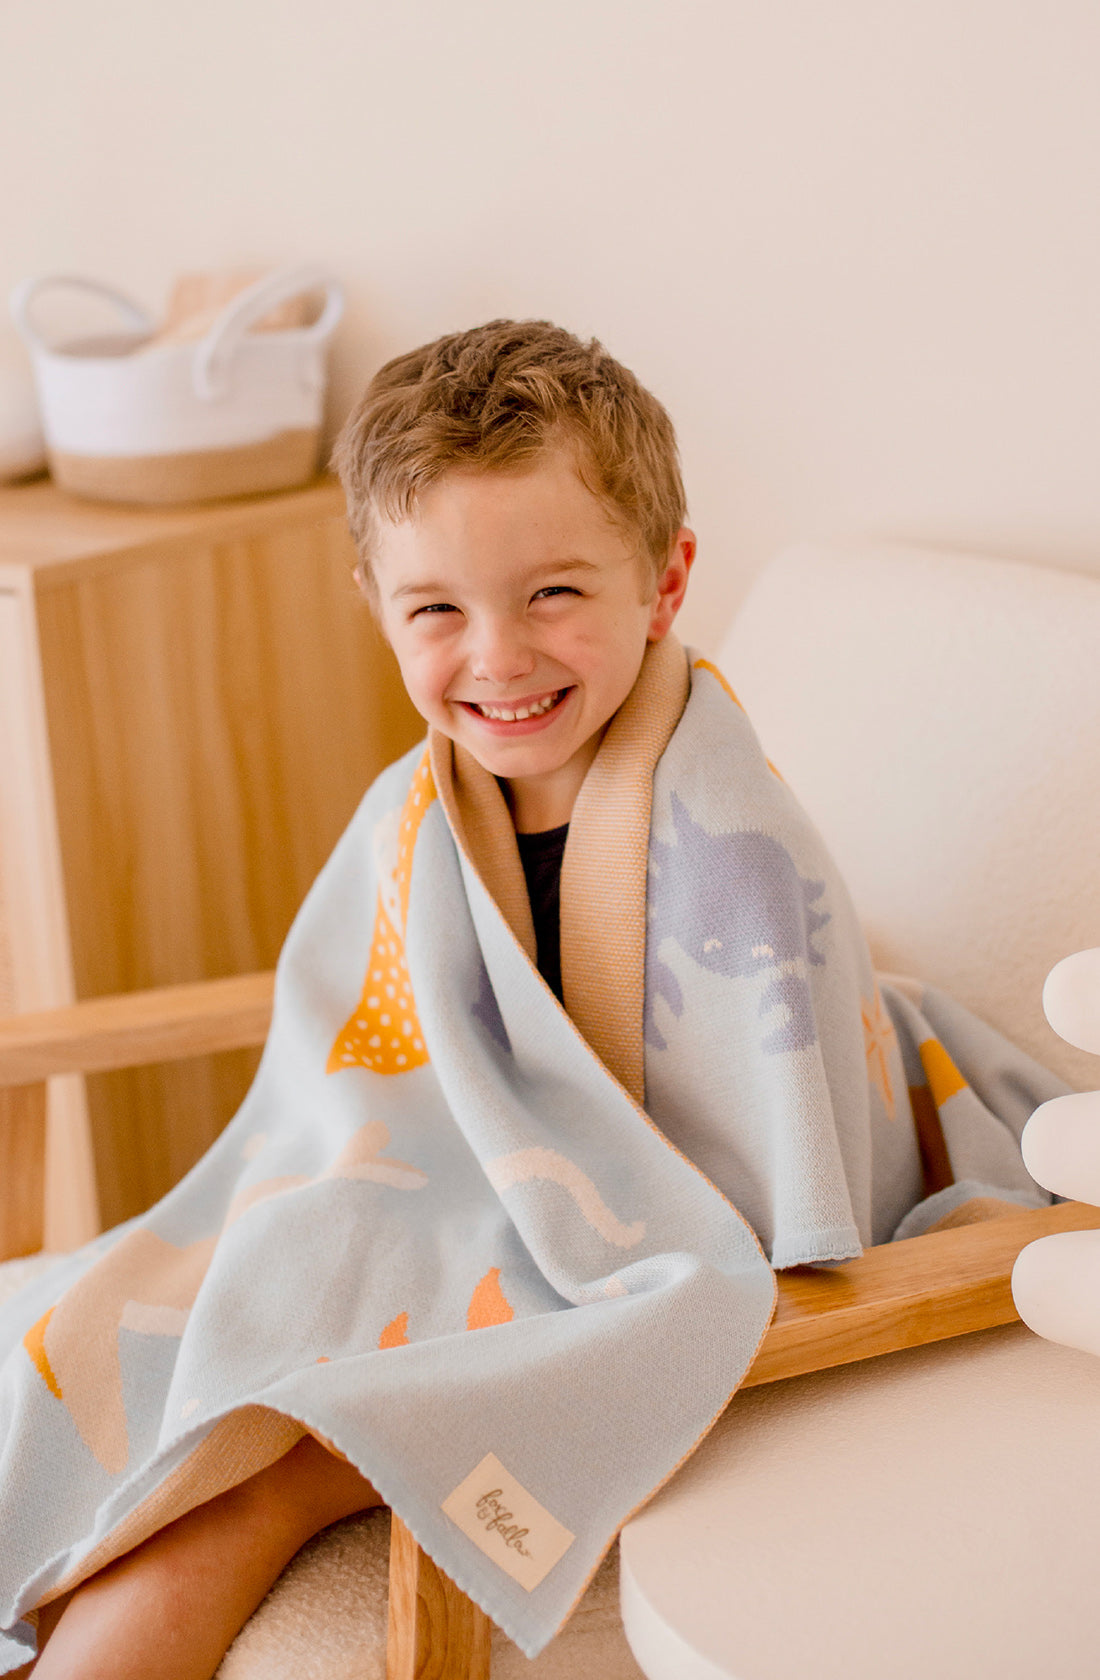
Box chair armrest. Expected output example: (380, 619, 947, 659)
(2, 980, 1091, 1384)
(748, 1199, 1100, 1386)
(0, 973, 275, 1086)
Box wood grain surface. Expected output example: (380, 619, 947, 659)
(0, 1081, 47, 1260)
(0, 973, 274, 1086)
(388, 1512, 492, 1680)
(1, 479, 424, 1225)
(745, 1197, 1100, 1386)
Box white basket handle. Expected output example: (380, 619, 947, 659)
(10, 274, 155, 352)
(193, 265, 344, 402)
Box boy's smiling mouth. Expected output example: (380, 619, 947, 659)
(459, 687, 571, 727)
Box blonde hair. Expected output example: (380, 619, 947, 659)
(331, 318, 686, 598)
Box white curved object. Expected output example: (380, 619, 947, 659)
(1042, 949, 1100, 1054)
(1011, 1229, 1100, 1357)
(193, 264, 345, 402)
(9, 272, 154, 344)
(1012, 948, 1100, 1351)
(11, 268, 343, 454)
(1019, 1088, 1100, 1202)
(621, 1327, 1100, 1680)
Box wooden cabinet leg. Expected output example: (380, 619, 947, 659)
(387, 1511, 492, 1680)
(0, 1080, 47, 1260)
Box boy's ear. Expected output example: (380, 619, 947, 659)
(647, 528, 696, 641)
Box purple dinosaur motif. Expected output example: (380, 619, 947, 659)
(645, 793, 830, 1055)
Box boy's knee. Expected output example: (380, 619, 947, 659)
(245, 1434, 382, 1535)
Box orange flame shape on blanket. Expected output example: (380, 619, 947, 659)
(466, 1267, 514, 1330)
(24, 1307, 61, 1399)
(23, 1121, 426, 1473)
(378, 1311, 410, 1349)
(328, 752, 435, 1076)
(378, 1269, 514, 1349)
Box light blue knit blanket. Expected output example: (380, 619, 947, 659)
(0, 636, 1065, 1664)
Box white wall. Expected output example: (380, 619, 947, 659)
(2, 0, 1098, 650)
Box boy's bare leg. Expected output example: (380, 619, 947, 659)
(30, 1434, 381, 1680)
(8, 1596, 70, 1680)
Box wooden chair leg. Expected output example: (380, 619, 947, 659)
(387, 1512, 492, 1680)
(0, 1080, 47, 1261)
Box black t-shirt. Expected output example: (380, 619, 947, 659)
(515, 824, 568, 1003)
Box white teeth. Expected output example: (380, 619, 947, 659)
(476, 691, 560, 721)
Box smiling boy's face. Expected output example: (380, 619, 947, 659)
(372, 448, 694, 832)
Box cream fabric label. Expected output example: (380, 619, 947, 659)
(441, 1453, 575, 1591)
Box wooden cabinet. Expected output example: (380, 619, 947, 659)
(0, 477, 423, 1237)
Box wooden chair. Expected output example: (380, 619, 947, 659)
(4, 975, 1096, 1679)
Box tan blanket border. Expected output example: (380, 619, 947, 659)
(429, 635, 690, 1106)
(560, 635, 689, 1105)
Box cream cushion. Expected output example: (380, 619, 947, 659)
(217, 1516, 642, 1680)
(719, 540, 1100, 1089)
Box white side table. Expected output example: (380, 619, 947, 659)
(620, 1324, 1100, 1680)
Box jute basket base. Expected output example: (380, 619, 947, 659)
(49, 428, 320, 505)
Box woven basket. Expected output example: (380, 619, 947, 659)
(10, 266, 343, 505)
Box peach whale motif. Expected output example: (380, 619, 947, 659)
(484, 1148, 646, 1249)
(23, 1121, 427, 1475)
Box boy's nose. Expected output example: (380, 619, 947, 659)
(468, 620, 536, 687)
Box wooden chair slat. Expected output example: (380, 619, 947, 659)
(0, 1081, 48, 1261)
(387, 1513, 492, 1680)
(746, 1198, 1100, 1387)
(0, 973, 275, 1087)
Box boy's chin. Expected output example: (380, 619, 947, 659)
(458, 739, 568, 780)
(464, 725, 608, 794)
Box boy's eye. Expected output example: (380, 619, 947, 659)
(411, 602, 457, 617)
(532, 585, 580, 602)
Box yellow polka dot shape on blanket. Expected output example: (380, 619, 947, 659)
(327, 751, 435, 1077)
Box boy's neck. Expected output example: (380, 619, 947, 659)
(501, 776, 576, 835)
(499, 732, 606, 833)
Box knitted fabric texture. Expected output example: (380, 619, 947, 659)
(0, 637, 1065, 1665)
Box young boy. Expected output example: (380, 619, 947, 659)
(6, 319, 703, 1677)
(2, 319, 1058, 1676)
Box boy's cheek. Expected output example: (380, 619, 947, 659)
(400, 654, 455, 723)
